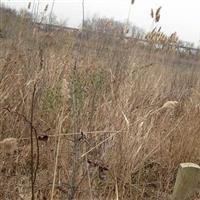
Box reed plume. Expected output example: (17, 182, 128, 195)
(155, 6, 162, 22)
(28, 2, 31, 10)
(44, 4, 48, 12)
(151, 8, 154, 19)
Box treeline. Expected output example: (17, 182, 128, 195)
(0, 5, 197, 51)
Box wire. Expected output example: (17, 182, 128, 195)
(17, 130, 125, 141)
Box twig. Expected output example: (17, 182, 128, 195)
(69, 60, 79, 200)
(132, 63, 153, 74)
(30, 83, 37, 200)
(3, 102, 40, 196)
(50, 112, 67, 200)
(3, 84, 39, 200)
(33, 128, 39, 186)
(80, 131, 121, 159)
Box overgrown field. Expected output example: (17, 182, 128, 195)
(1, 7, 200, 200)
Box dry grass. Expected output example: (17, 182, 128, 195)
(1, 6, 200, 200)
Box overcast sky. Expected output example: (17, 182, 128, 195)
(2, 0, 200, 46)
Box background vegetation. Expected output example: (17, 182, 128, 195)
(1, 5, 200, 200)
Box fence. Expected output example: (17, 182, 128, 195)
(34, 22, 200, 56)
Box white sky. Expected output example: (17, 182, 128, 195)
(2, 0, 200, 46)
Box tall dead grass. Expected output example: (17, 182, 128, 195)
(1, 7, 200, 200)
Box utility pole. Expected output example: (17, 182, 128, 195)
(35, 0, 40, 22)
(32, 0, 36, 22)
(49, 0, 55, 24)
(125, 0, 135, 34)
(82, 0, 85, 29)
(0, 0, 2, 36)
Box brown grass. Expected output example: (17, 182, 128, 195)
(1, 7, 200, 200)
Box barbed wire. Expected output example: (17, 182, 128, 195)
(17, 130, 124, 141)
